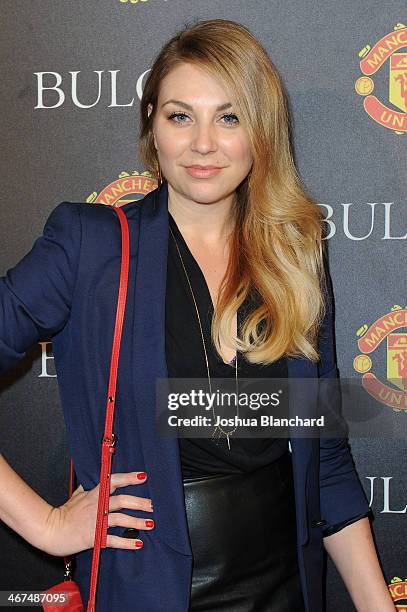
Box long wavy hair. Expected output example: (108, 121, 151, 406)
(139, 18, 327, 365)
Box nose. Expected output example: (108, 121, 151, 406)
(190, 120, 218, 155)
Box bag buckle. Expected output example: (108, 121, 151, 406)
(101, 433, 117, 447)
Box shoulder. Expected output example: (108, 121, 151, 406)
(51, 198, 145, 217)
(55, 186, 158, 225)
(47, 198, 145, 236)
(41, 191, 156, 268)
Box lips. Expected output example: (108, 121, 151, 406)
(184, 165, 223, 178)
(186, 165, 222, 169)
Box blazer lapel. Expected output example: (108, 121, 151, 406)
(131, 183, 192, 557)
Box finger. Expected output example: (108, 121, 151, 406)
(106, 534, 144, 550)
(110, 471, 147, 493)
(107, 512, 155, 531)
(109, 494, 153, 513)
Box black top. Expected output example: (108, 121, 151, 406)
(165, 210, 289, 479)
(164, 209, 371, 534)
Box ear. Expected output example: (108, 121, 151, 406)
(147, 104, 158, 150)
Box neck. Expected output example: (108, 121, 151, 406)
(167, 184, 236, 247)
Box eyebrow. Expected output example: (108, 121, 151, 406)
(160, 99, 233, 112)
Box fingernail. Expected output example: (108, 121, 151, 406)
(135, 540, 144, 549)
(145, 519, 154, 528)
(137, 472, 147, 480)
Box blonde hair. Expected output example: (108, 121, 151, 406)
(139, 18, 327, 364)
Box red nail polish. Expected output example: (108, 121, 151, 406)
(145, 519, 154, 528)
(135, 540, 144, 548)
(137, 472, 147, 480)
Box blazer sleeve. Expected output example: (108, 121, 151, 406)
(0, 201, 81, 375)
(317, 251, 371, 531)
(322, 510, 372, 537)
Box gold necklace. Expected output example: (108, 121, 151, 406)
(169, 225, 239, 451)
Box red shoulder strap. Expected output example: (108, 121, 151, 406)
(67, 205, 130, 612)
(88, 205, 130, 611)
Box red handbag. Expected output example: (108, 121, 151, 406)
(42, 205, 130, 612)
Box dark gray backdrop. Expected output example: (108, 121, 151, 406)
(1, 2, 406, 610)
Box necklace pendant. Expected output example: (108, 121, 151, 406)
(226, 434, 231, 451)
(211, 425, 232, 450)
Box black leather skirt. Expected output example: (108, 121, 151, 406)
(182, 450, 306, 611)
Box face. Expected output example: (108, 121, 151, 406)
(147, 62, 253, 206)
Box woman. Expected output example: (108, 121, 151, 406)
(0, 19, 396, 612)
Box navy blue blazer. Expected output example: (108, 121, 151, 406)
(0, 182, 370, 611)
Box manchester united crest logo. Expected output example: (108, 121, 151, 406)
(388, 577, 407, 611)
(353, 305, 407, 412)
(355, 23, 407, 133)
(86, 170, 158, 207)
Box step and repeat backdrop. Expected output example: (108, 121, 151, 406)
(0, 1, 406, 610)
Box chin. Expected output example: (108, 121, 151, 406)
(183, 182, 236, 203)
(187, 190, 232, 205)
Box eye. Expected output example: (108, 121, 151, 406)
(167, 112, 190, 123)
(167, 112, 239, 126)
(221, 113, 239, 125)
